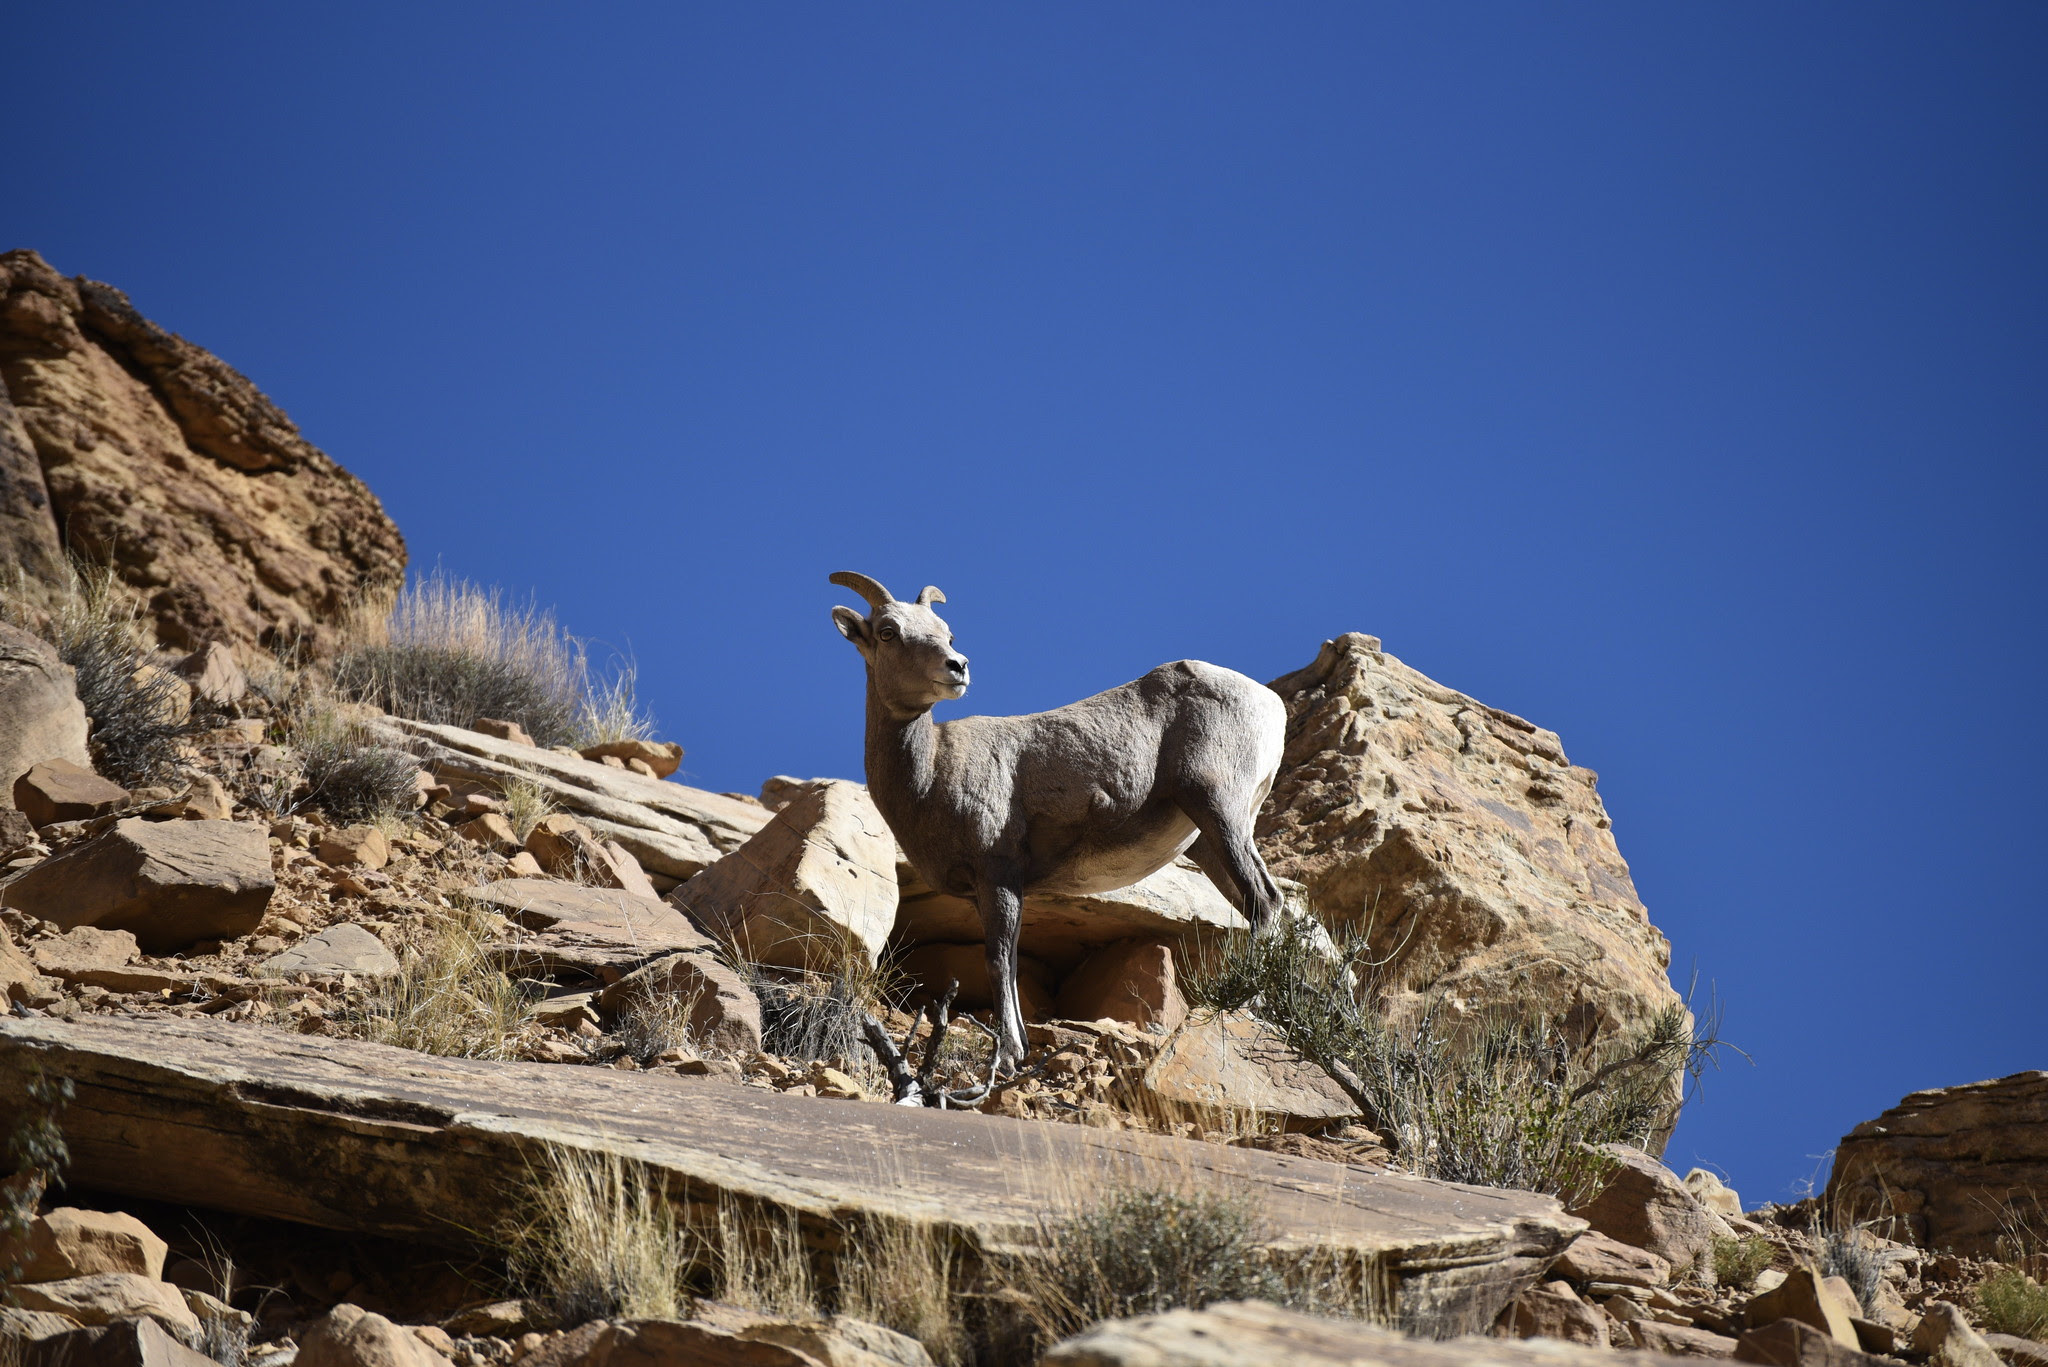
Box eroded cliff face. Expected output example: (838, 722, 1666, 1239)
(1260, 633, 1684, 1050)
(0, 249, 404, 657)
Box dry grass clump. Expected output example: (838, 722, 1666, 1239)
(834, 1219, 963, 1366)
(346, 906, 533, 1059)
(1184, 910, 1724, 1199)
(714, 1200, 815, 1318)
(291, 707, 421, 823)
(332, 568, 652, 749)
(505, 1146, 691, 1322)
(735, 934, 904, 1069)
(609, 986, 699, 1066)
(576, 666, 655, 747)
(497, 775, 557, 843)
(1712, 1234, 1774, 1290)
(3, 558, 197, 786)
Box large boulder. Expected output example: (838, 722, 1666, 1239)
(5, 1275, 198, 1340)
(671, 779, 898, 971)
(14, 760, 130, 827)
(1824, 1071, 2048, 1256)
(1567, 1143, 1733, 1277)
(297, 1305, 451, 1367)
(1052, 938, 1188, 1030)
(1141, 1010, 1362, 1128)
(0, 249, 405, 656)
(1260, 634, 1684, 1052)
(1, 1207, 167, 1281)
(0, 818, 274, 952)
(1042, 1301, 1631, 1366)
(0, 623, 89, 808)
(18, 1317, 219, 1367)
(594, 950, 764, 1055)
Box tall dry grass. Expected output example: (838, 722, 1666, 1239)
(505, 1146, 692, 1322)
(346, 905, 533, 1059)
(333, 568, 653, 748)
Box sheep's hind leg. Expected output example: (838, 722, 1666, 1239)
(975, 881, 1029, 1074)
(1181, 795, 1282, 935)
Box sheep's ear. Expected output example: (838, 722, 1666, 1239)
(831, 605, 872, 650)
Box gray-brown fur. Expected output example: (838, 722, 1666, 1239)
(829, 570, 1287, 1068)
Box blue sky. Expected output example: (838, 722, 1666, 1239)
(8, 4, 2044, 1203)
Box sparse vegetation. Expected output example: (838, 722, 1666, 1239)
(1, 1066, 73, 1282)
(736, 934, 903, 1069)
(609, 984, 698, 1066)
(1712, 1234, 1774, 1290)
(1815, 1221, 1898, 1316)
(346, 905, 534, 1059)
(834, 1218, 964, 1366)
(1185, 910, 1724, 1199)
(2, 557, 199, 786)
(291, 706, 421, 823)
(498, 775, 557, 843)
(576, 664, 655, 746)
(1976, 1266, 2048, 1339)
(505, 1146, 691, 1322)
(333, 568, 650, 749)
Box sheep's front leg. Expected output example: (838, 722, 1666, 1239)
(976, 881, 1028, 1074)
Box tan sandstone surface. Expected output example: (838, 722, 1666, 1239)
(0, 249, 405, 655)
(1260, 633, 1684, 1050)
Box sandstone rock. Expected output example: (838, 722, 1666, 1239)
(1142, 1011, 1362, 1127)
(1735, 1319, 1892, 1367)
(1986, 1335, 2048, 1367)
(1500, 1279, 1611, 1346)
(579, 741, 683, 780)
(318, 824, 390, 871)
(595, 951, 764, 1055)
(1686, 1170, 1743, 1219)
(1569, 1145, 1732, 1276)
(524, 815, 659, 898)
(1824, 1072, 2048, 1256)
(898, 942, 1054, 1019)
(469, 718, 534, 746)
(1741, 1269, 1859, 1350)
(13, 759, 129, 827)
(1053, 939, 1187, 1030)
(0, 250, 406, 658)
(523, 812, 594, 872)
(0, 818, 273, 952)
(0, 1012, 1587, 1338)
(1, 808, 35, 857)
(298, 1304, 451, 1367)
(177, 775, 233, 822)
(1554, 1230, 1672, 1288)
(1631, 1322, 1737, 1357)
(28, 926, 141, 978)
(1260, 634, 1683, 1059)
(505, 851, 544, 877)
(395, 718, 770, 882)
(0, 1307, 82, 1345)
(1, 931, 46, 1001)
(578, 1315, 916, 1367)
(260, 924, 400, 979)
(5, 1275, 198, 1339)
(3, 1207, 167, 1281)
(1912, 1302, 2005, 1367)
(172, 643, 245, 708)
(131, 666, 191, 725)
(455, 812, 519, 853)
(893, 855, 1245, 974)
(672, 779, 897, 971)
(470, 878, 715, 979)
(1042, 1300, 1632, 1366)
(0, 623, 89, 808)
(18, 1317, 218, 1367)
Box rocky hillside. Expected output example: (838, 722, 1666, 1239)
(0, 249, 405, 657)
(0, 259, 2039, 1367)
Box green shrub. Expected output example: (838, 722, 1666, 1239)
(1184, 911, 1723, 1199)
(1976, 1267, 2048, 1340)
(1712, 1235, 1774, 1289)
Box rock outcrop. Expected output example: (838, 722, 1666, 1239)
(0, 624, 90, 810)
(1824, 1071, 2048, 1257)
(1261, 634, 1684, 1051)
(0, 249, 405, 656)
(0, 817, 274, 952)
(0, 1013, 1584, 1338)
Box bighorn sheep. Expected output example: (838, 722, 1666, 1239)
(829, 570, 1287, 1071)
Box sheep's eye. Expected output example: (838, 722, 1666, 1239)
(877, 626, 898, 642)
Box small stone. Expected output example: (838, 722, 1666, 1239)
(457, 812, 520, 854)
(175, 642, 247, 707)
(260, 924, 401, 979)
(505, 851, 544, 878)
(298, 1304, 453, 1367)
(179, 775, 235, 821)
(319, 825, 391, 871)
(1909, 1302, 2004, 1367)
(469, 718, 535, 747)
(1500, 1279, 1609, 1346)
(578, 740, 683, 779)
(1742, 1268, 1860, 1350)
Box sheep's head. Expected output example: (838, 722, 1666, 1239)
(829, 571, 970, 715)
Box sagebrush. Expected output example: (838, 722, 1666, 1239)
(1185, 910, 1724, 1198)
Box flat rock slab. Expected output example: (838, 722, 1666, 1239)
(1043, 1300, 1666, 1366)
(394, 719, 770, 882)
(0, 1015, 1582, 1339)
(260, 923, 400, 978)
(469, 878, 715, 981)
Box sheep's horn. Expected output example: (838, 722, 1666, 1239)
(829, 571, 894, 608)
(916, 586, 946, 606)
